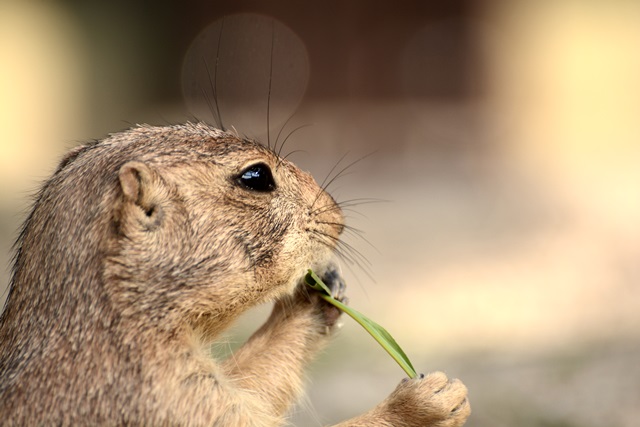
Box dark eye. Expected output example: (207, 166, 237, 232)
(237, 163, 276, 192)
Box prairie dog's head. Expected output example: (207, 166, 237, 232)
(7, 122, 342, 342)
(94, 122, 344, 323)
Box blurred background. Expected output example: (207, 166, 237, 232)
(1, 0, 639, 425)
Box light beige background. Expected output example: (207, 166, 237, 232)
(1, 1, 639, 426)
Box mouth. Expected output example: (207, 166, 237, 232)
(284, 248, 338, 294)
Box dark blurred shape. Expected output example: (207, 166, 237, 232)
(400, 18, 484, 99)
(63, 0, 482, 108)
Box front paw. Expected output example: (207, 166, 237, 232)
(314, 266, 348, 328)
(384, 372, 470, 427)
(271, 265, 348, 334)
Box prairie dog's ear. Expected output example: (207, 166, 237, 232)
(118, 161, 163, 228)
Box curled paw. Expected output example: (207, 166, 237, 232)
(315, 265, 348, 327)
(273, 264, 348, 333)
(385, 371, 470, 427)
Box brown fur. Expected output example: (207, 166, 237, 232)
(0, 122, 469, 426)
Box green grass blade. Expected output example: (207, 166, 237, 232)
(305, 270, 332, 294)
(305, 270, 417, 379)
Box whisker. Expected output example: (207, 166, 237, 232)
(200, 84, 218, 128)
(274, 111, 296, 152)
(334, 242, 377, 284)
(318, 221, 364, 235)
(280, 150, 307, 163)
(308, 231, 350, 262)
(312, 229, 372, 268)
(266, 19, 275, 150)
(336, 239, 372, 268)
(316, 221, 380, 254)
(342, 209, 371, 221)
(311, 152, 350, 210)
(213, 17, 225, 129)
(337, 197, 390, 204)
(320, 151, 378, 196)
(311, 150, 378, 213)
(276, 124, 313, 168)
(311, 203, 370, 222)
(338, 258, 373, 298)
(200, 16, 226, 130)
(319, 152, 349, 190)
(311, 198, 387, 217)
(311, 231, 359, 269)
(309, 229, 378, 292)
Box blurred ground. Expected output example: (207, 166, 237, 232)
(1, 1, 639, 426)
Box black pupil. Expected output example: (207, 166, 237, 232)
(238, 164, 275, 192)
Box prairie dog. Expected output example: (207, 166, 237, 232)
(0, 122, 470, 426)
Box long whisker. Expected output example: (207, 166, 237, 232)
(320, 151, 378, 194)
(311, 151, 378, 211)
(276, 124, 313, 168)
(319, 221, 365, 235)
(280, 150, 307, 163)
(310, 230, 377, 285)
(213, 17, 225, 129)
(311, 152, 350, 209)
(275, 115, 312, 160)
(317, 221, 380, 254)
(336, 238, 372, 268)
(311, 198, 388, 217)
(266, 19, 275, 150)
(279, 124, 313, 157)
(319, 152, 349, 190)
(274, 111, 295, 151)
(341, 209, 369, 220)
(308, 231, 350, 261)
(311, 231, 359, 268)
(312, 229, 371, 268)
(201, 17, 226, 130)
(200, 84, 218, 128)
